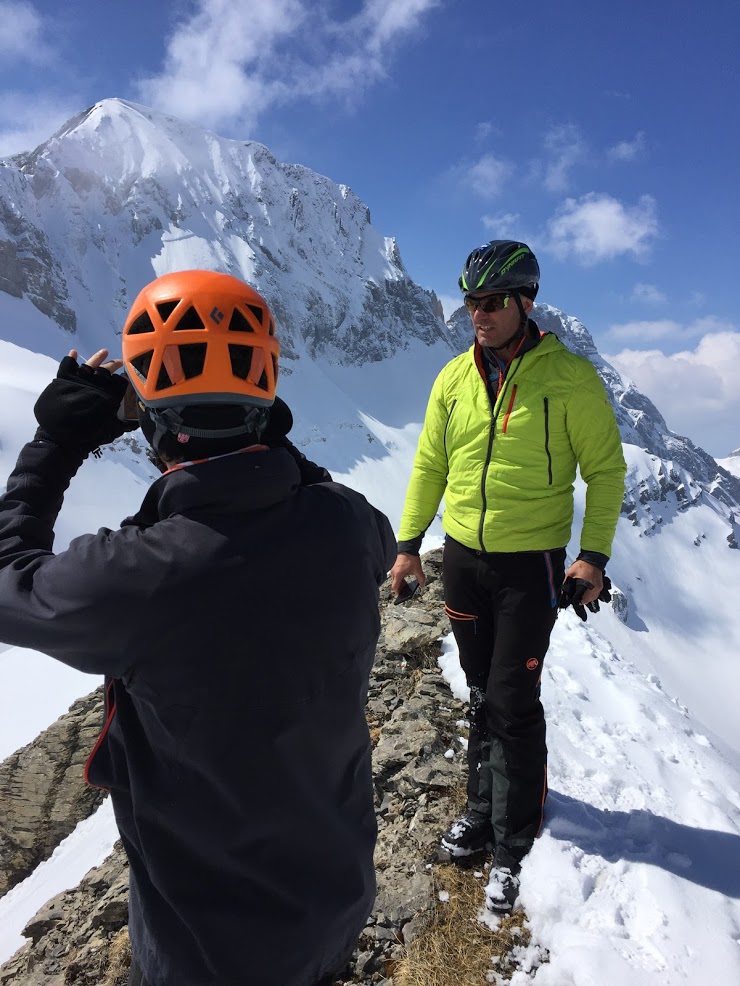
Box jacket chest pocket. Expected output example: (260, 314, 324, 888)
(497, 390, 560, 486)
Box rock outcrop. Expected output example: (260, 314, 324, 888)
(0, 688, 107, 897)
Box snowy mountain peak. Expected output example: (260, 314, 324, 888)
(23, 98, 269, 184)
(1, 98, 444, 365)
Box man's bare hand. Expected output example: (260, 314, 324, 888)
(563, 560, 603, 606)
(390, 553, 425, 596)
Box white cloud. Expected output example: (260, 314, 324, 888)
(362, 0, 440, 51)
(137, 0, 440, 130)
(546, 192, 658, 264)
(631, 282, 666, 304)
(0, 0, 47, 60)
(0, 92, 79, 157)
(608, 131, 646, 162)
(481, 211, 523, 238)
(0, 4, 73, 154)
(466, 155, 512, 199)
(474, 122, 493, 142)
(443, 154, 512, 201)
(607, 315, 733, 343)
(542, 124, 588, 192)
(605, 329, 740, 457)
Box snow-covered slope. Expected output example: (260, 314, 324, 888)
(440, 611, 740, 985)
(718, 449, 740, 479)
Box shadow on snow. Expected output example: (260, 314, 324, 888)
(546, 790, 740, 898)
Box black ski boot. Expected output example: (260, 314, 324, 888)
(484, 845, 524, 914)
(440, 810, 494, 858)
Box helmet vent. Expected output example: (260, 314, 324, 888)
(155, 363, 173, 391)
(229, 308, 255, 333)
(179, 343, 207, 379)
(247, 304, 264, 326)
(127, 311, 155, 335)
(130, 351, 154, 380)
(156, 300, 179, 322)
(229, 343, 253, 380)
(268, 318, 275, 337)
(174, 306, 205, 331)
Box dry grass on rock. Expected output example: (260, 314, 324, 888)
(395, 864, 540, 986)
(100, 928, 131, 986)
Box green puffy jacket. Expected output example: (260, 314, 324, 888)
(398, 331, 626, 556)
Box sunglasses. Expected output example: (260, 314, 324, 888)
(463, 293, 510, 314)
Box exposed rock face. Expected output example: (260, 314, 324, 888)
(0, 550, 472, 985)
(0, 197, 77, 333)
(0, 845, 130, 986)
(0, 688, 106, 897)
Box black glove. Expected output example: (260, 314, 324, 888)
(34, 355, 138, 454)
(558, 574, 612, 621)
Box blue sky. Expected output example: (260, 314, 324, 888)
(1, 0, 738, 455)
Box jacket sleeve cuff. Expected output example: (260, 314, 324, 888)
(33, 428, 89, 463)
(577, 549, 609, 570)
(397, 536, 423, 556)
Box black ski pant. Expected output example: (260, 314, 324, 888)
(442, 536, 565, 858)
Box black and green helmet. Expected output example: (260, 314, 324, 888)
(459, 240, 540, 298)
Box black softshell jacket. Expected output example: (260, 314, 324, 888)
(0, 438, 396, 986)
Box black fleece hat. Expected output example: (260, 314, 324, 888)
(139, 396, 294, 461)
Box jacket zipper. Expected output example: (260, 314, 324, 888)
(477, 359, 523, 551)
(543, 397, 553, 485)
(83, 680, 116, 791)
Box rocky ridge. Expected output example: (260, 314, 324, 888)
(0, 689, 107, 898)
(0, 550, 509, 986)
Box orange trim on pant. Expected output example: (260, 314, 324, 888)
(444, 604, 477, 621)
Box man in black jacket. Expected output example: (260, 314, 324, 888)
(0, 270, 396, 986)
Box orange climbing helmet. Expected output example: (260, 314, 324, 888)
(122, 269, 279, 409)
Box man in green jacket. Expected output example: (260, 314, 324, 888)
(390, 240, 626, 912)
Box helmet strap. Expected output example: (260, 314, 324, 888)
(147, 406, 269, 452)
(512, 291, 529, 332)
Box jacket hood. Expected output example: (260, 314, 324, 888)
(122, 446, 301, 528)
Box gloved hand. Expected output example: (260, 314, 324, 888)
(558, 574, 612, 621)
(34, 352, 138, 455)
